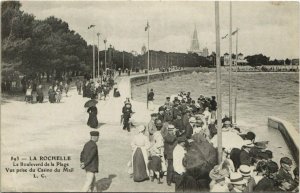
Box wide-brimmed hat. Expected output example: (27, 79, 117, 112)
(137, 125, 146, 133)
(229, 173, 247, 185)
(224, 120, 231, 125)
(238, 165, 252, 177)
(254, 142, 268, 149)
(168, 124, 175, 130)
(189, 117, 196, 123)
(243, 140, 255, 148)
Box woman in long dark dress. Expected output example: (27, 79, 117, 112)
(36, 84, 44, 103)
(82, 80, 87, 97)
(87, 105, 98, 128)
(86, 82, 91, 98)
(48, 86, 56, 103)
(131, 125, 150, 182)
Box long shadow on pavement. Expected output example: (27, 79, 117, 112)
(95, 174, 117, 192)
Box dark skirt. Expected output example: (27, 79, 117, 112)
(49, 94, 56, 103)
(87, 113, 98, 128)
(133, 148, 148, 182)
(148, 156, 162, 172)
(82, 86, 86, 97)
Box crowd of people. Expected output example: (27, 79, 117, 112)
(79, 74, 115, 101)
(129, 91, 299, 192)
(23, 79, 70, 104)
(21, 71, 116, 105)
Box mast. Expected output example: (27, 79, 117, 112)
(234, 29, 239, 124)
(215, 1, 223, 164)
(147, 21, 150, 109)
(229, 2, 233, 122)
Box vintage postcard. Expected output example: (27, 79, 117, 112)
(1, 1, 299, 192)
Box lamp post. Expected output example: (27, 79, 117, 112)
(93, 30, 95, 81)
(145, 20, 150, 109)
(131, 50, 135, 71)
(88, 24, 96, 81)
(97, 32, 100, 79)
(100, 61, 103, 84)
(229, 2, 233, 122)
(104, 39, 107, 72)
(123, 51, 125, 70)
(234, 28, 239, 125)
(156, 52, 158, 70)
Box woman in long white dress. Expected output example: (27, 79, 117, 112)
(131, 125, 150, 182)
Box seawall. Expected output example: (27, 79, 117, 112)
(268, 116, 299, 165)
(130, 67, 211, 92)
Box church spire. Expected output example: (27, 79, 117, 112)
(189, 25, 200, 53)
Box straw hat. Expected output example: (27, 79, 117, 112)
(137, 125, 146, 133)
(229, 172, 247, 185)
(238, 165, 252, 177)
(168, 124, 175, 130)
(189, 117, 196, 123)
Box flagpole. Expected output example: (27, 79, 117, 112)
(93, 27, 96, 82)
(104, 39, 107, 72)
(229, 2, 233, 123)
(97, 33, 100, 80)
(147, 21, 150, 109)
(234, 28, 239, 125)
(123, 51, 125, 70)
(215, 1, 223, 164)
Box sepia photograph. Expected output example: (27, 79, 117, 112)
(1, 0, 299, 192)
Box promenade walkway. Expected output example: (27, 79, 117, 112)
(1, 72, 172, 192)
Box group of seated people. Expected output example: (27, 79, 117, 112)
(132, 91, 299, 192)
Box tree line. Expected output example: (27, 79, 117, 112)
(244, 54, 295, 66)
(1, 1, 214, 82)
(1, 1, 93, 81)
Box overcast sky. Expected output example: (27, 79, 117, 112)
(21, 1, 299, 59)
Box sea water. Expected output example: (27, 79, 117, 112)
(132, 71, 299, 163)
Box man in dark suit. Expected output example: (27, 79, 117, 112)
(157, 106, 165, 122)
(81, 131, 99, 192)
(185, 117, 195, 139)
(163, 124, 178, 186)
(122, 103, 133, 132)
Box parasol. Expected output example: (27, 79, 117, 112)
(183, 133, 218, 177)
(84, 99, 98, 108)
